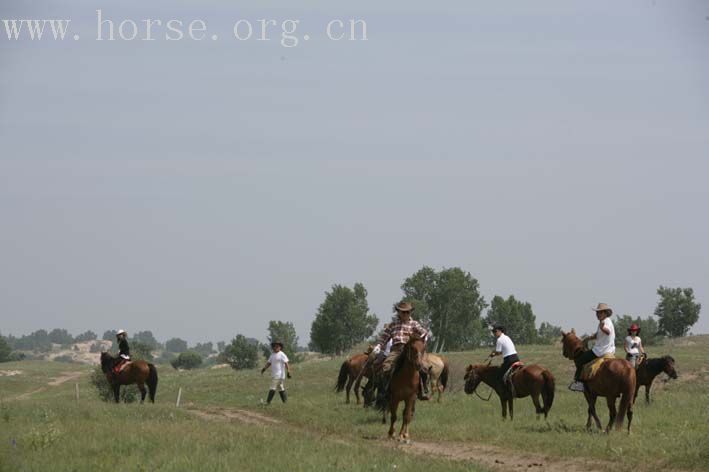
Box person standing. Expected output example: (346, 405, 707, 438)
(569, 303, 616, 392)
(624, 323, 644, 367)
(261, 341, 291, 404)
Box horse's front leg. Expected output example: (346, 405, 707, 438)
(113, 383, 121, 403)
(354, 376, 362, 405)
(400, 398, 414, 442)
(500, 395, 507, 420)
(388, 400, 399, 439)
(508, 397, 514, 421)
(345, 377, 353, 404)
(645, 381, 652, 404)
(138, 383, 147, 403)
(584, 391, 601, 430)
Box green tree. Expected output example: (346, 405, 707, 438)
(131, 331, 160, 350)
(129, 342, 154, 361)
(485, 295, 538, 344)
(192, 342, 214, 357)
(614, 315, 662, 346)
(102, 330, 117, 341)
(171, 351, 203, 370)
(401, 267, 487, 352)
(655, 286, 701, 337)
(14, 330, 52, 352)
(48, 328, 74, 346)
(537, 322, 562, 345)
(221, 335, 259, 370)
(74, 330, 97, 342)
(165, 338, 188, 353)
(266, 321, 299, 362)
(310, 283, 379, 355)
(0, 334, 12, 362)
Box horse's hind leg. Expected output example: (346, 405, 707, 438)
(400, 398, 414, 441)
(585, 392, 602, 430)
(500, 396, 508, 420)
(138, 383, 147, 404)
(532, 394, 543, 419)
(645, 381, 652, 404)
(354, 376, 362, 405)
(605, 396, 617, 433)
(345, 377, 354, 404)
(509, 398, 514, 421)
(388, 400, 399, 439)
(113, 384, 121, 403)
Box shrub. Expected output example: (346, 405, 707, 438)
(221, 335, 259, 370)
(90, 366, 138, 403)
(170, 351, 203, 370)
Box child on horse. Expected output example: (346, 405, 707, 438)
(569, 303, 616, 392)
(489, 325, 521, 390)
(373, 302, 430, 402)
(261, 341, 291, 404)
(624, 323, 644, 368)
(114, 329, 131, 374)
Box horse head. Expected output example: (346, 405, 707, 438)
(463, 364, 484, 394)
(560, 329, 582, 360)
(404, 336, 426, 370)
(663, 355, 678, 379)
(99, 351, 114, 373)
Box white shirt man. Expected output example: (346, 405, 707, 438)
(261, 342, 291, 404)
(592, 317, 615, 357)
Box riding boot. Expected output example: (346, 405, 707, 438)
(418, 368, 431, 400)
(266, 389, 276, 404)
(376, 373, 392, 407)
(279, 390, 287, 403)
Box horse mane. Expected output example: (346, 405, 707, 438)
(563, 332, 585, 359)
(391, 336, 423, 378)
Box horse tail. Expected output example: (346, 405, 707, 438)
(616, 369, 636, 431)
(147, 363, 158, 403)
(439, 360, 450, 392)
(335, 360, 349, 393)
(541, 369, 555, 415)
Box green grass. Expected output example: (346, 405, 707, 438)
(1, 336, 708, 471)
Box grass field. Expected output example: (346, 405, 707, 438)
(1, 336, 708, 471)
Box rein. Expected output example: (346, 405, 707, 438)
(469, 358, 493, 401)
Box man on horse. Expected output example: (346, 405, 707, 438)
(489, 325, 521, 392)
(372, 301, 430, 402)
(569, 303, 616, 392)
(114, 329, 131, 374)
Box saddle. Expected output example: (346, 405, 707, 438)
(580, 354, 614, 381)
(113, 359, 130, 375)
(502, 362, 524, 397)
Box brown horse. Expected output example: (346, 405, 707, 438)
(100, 352, 158, 403)
(635, 354, 678, 404)
(464, 362, 555, 420)
(377, 336, 426, 442)
(422, 353, 450, 403)
(561, 330, 636, 432)
(335, 350, 373, 405)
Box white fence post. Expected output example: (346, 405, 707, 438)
(176, 387, 182, 408)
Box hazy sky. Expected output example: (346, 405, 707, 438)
(1, 0, 708, 345)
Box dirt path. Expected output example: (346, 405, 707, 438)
(6, 371, 83, 401)
(186, 405, 617, 472)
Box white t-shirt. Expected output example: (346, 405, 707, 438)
(625, 335, 641, 355)
(383, 339, 393, 356)
(495, 333, 517, 357)
(592, 318, 616, 357)
(268, 351, 289, 379)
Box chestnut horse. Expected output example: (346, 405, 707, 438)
(377, 336, 426, 442)
(464, 362, 555, 420)
(561, 330, 635, 432)
(635, 354, 678, 404)
(335, 349, 373, 404)
(100, 352, 158, 403)
(423, 353, 450, 403)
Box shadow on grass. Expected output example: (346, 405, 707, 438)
(522, 419, 599, 434)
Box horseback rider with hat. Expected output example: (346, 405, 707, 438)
(372, 301, 430, 402)
(624, 323, 644, 368)
(569, 303, 616, 392)
(261, 341, 291, 404)
(114, 329, 131, 374)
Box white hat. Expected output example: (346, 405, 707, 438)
(116, 329, 127, 336)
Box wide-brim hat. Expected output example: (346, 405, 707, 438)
(116, 329, 127, 336)
(270, 341, 284, 348)
(592, 303, 613, 316)
(395, 301, 414, 313)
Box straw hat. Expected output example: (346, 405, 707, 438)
(395, 301, 414, 313)
(592, 303, 613, 316)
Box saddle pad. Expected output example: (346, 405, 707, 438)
(502, 362, 524, 385)
(580, 354, 614, 381)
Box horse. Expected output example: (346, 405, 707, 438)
(376, 336, 426, 442)
(635, 354, 678, 404)
(422, 353, 450, 403)
(100, 352, 158, 403)
(560, 330, 636, 432)
(335, 349, 373, 405)
(464, 362, 555, 420)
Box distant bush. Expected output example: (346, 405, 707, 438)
(74, 330, 98, 342)
(89, 342, 104, 353)
(165, 338, 188, 353)
(90, 366, 138, 403)
(154, 350, 177, 365)
(48, 328, 74, 346)
(537, 322, 563, 345)
(170, 351, 203, 370)
(130, 342, 154, 361)
(0, 335, 12, 362)
(53, 355, 75, 363)
(220, 335, 259, 370)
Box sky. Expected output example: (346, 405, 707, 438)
(1, 0, 708, 345)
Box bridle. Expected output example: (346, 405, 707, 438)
(467, 358, 493, 401)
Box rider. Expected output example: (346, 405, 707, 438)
(489, 325, 520, 383)
(372, 301, 430, 401)
(569, 303, 616, 392)
(624, 323, 644, 368)
(115, 329, 131, 372)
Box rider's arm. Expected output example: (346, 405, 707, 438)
(598, 320, 611, 335)
(261, 362, 271, 375)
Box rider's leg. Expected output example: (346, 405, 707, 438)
(418, 367, 430, 400)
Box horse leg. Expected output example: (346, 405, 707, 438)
(645, 381, 652, 404)
(605, 396, 617, 433)
(509, 398, 514, 421)
(113, 383, 121, 404)
(500, 396, 507, 420)
(138, 383, 147, 404)
(401, 398, 414, 441)
(634, 384, 640, 403)
(531, 393, 543, 419)
(345, 376, 353, 404)
(585, 391, 602, 430)
(388, 400, 399, 439)
(354, 376, 362, 405)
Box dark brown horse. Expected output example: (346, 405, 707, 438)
(561, 330, 636, 432)
(377, 336, 426, 442)
(635, 354, 678, 403)
(100, 352, 158, 403)
(464, 362, 555, 420)
(335, 349, 373, 405)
